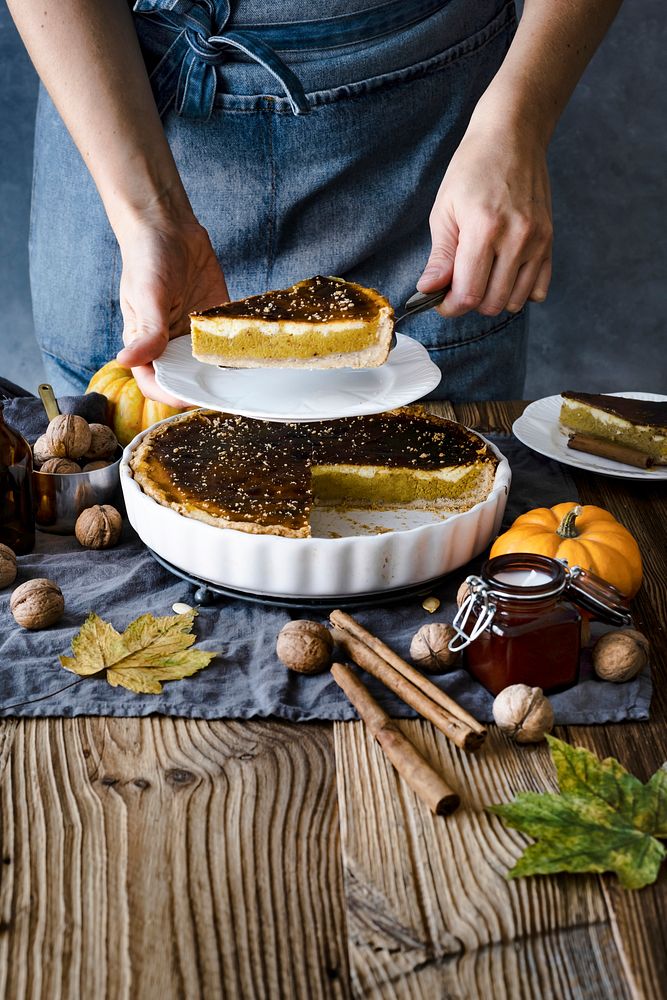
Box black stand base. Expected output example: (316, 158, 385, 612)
(148, 549, 450, 611)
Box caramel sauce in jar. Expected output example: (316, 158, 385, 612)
(452, 553, 631, 696)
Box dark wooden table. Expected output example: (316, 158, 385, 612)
(1, 400, 665, 999)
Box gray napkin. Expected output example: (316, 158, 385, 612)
(0, 434, 651, 723)
(1, 391, 109, 444)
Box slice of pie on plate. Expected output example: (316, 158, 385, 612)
(560, 391, 667, 464)
(189, 275, 394, 369)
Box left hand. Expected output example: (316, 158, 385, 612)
(417, 121, 553, 317)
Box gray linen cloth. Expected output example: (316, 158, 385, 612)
(1, 391, 109, 444)
(0, 430, 651, 722)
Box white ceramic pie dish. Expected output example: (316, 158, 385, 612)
(120, 415, 511, 598)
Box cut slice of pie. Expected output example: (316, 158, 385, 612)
(560, 391, 667, 463)
(130, 407, 499, 538)
(189, 275, 394, 369)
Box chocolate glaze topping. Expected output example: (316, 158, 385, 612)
(562, 391, 667, 427)
(191, 276, 383, 323)
(136, 409, 494, 532)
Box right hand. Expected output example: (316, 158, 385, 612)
(115, 212, 229, 404)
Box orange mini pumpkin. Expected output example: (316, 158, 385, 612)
(86, 360, 186, 446)
(490, 502, 643, 598)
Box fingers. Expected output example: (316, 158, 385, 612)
(131, 364, 187, 407)
(438, 217, 552, 318)
(416, 214, 458, 293)
(505, 256, 552, 313)
(528, 256, 552, 304)
(437, 220, 496, 317)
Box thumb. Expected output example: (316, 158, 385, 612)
(116, 307, 171, 369)
(416, 215, 458, 293)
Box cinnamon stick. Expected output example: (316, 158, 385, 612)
(567, 433, 653, 469)
(331, 611, 485, 734)
(332, 662, 460, 816)
(330, 611, 486, 752)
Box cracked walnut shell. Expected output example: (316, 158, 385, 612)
(40, 457, 82, 474)
(492, 684, 554, 743)
(45, 414, 92, 460)
(410, 623, 460, 673)
(33, 434, 54, 467)
(592, 629, 649, 682)
(82, 460, 111, 472)
(10, 578, 64, 629)
(85, 423, 119, 461)
(0, 543, 17, 589)
(276, 620, 333, 674)
(75, 504, 123, 549)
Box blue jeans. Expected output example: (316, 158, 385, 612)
(29, 0, 527, 399)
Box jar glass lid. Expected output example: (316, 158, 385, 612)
(481, 553, 567, 600)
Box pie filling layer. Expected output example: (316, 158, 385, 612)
(130, 408, 498, 538)
(191, 320, 380, 360)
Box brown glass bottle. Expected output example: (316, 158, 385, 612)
(0, 403, 35, 554)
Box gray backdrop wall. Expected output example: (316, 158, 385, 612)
(1, 1, 665, 397)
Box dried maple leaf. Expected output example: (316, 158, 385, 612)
(488, 736, 667, 890)
(60, 609, 217, 694)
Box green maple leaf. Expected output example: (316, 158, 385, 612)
(488, 736, 667, 890)
(60, 609, 218, 694)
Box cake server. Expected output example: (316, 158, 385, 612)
(390, 287, 449, 348)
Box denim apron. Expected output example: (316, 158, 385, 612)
(29, 0, 527, 400)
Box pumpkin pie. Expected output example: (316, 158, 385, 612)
(130, 407, 499, 538)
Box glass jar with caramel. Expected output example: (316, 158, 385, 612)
(450, 553, 632, 695)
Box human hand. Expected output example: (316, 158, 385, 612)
(417, 121, 553, 318)
(115, 213, 229, 403)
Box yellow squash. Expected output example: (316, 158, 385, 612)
(86, 360, 186, 446)
(490, 502, 643, 598)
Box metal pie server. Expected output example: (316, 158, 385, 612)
(390, 287, 449, 349)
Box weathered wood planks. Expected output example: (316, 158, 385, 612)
(1, 401, 665, 1000)
(334, 721, 635, 1000)
(0, 719, 350, 999)
(334, 400, 667, 999)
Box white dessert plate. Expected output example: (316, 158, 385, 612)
(513, 392, 667, 481)
(153, 333, 441, 422)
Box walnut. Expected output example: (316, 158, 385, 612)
(39, 457, 82, 474)
(10, 578, 64, 629)
(75, 504, 123, 549)
(410, 623, 460, 673)
(33, 433, 54, 467)
(492, 684, 554, 743)
(456, 580, 472, 607)
(85, 423, 118, 461)
(45, 414, 92, 460)
(82, 460, 111, 472)
(0, 543, 17, 589)
(276, 620, 333, 674)
(592, 629, 649, 682)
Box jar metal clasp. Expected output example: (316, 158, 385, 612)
(449, 576, 496, 652)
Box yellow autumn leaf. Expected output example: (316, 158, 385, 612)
(60, 610, 218, 694)
(60, 613, 127, 675)
(107, 651, 215, 694)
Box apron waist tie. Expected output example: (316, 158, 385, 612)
(133, 0, 451, 120)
